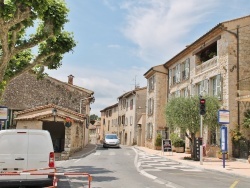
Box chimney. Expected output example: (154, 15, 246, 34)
(68, 74, 74, 85)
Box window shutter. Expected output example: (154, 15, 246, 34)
(176, 64, 181, 83)
(169, 70, 172, 86)
(185, 58, 190, 79)
(217, 74, 222, 99)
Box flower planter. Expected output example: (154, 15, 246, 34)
(175, 147, 185, 153)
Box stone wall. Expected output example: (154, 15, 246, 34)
(2, 72, 90, 113)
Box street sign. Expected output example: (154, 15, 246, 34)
(218, 110, 230, 124)
(220, 126, 228, 152)
(0, 106, 8, 120)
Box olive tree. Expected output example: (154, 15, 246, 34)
(0, 0, 76, 93)
(165, 96, 220, 157)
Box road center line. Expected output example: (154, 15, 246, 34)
(230, 180, 239, 188)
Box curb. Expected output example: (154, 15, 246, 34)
(69, 144, 98, 160)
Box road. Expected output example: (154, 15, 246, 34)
(55, 145, 250, 188)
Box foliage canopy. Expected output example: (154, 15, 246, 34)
(165, 96, 220, 138)
(0, 0, 76, 91)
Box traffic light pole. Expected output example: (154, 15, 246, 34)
(200, 115, 203, 165)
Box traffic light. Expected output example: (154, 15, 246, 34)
(199, 98, 206, 115)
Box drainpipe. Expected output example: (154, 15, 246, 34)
(236, 26, 240, 127)
(221, 26, 239, 126)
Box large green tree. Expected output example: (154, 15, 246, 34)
(165, 96, 220, 156)
(0, 0, 76, 91)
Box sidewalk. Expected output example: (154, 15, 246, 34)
(136, 146, 250, 179)
(69, 143, 97, 159)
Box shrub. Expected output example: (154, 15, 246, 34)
(155, 133, 162, 147)
(173, 137, 185, 147)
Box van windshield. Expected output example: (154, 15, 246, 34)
(105, 135, 118, 139)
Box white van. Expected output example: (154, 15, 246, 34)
(0, 129, 55, 187)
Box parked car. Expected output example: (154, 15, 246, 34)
(103, 134, 120, 148)
(0, 129, 55, 187)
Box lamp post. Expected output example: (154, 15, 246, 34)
(52, 108, 57, 122)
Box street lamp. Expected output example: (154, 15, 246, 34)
(52, 108, 57, 122)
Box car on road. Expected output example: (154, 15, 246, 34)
(103, 134, 120, 148)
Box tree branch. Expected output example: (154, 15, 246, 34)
(8, 51, 56, 82)
(5, 3, 32, 29)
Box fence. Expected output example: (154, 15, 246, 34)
(0, 167, 92, 188)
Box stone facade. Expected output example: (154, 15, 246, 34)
(144, 65, 168, 149)
(117, 87, 147, 146)
(1, 72, 94, 159)
(161, 15, 250, 157)
(2, 73, 93, 113)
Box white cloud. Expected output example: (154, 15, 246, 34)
(46, 64, 147, 116)
(120, 0, 218, 64)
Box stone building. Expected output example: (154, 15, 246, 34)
(1, 72, 95, 159)
(100, 103, 118, 141)
(143, 65, 168, 149)
(143, 15, 250, 158)
(117, 87, 147, 146)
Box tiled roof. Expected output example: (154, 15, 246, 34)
(16, 103, 85, 119)
(15, 111, 84, 123)
(47, 76, 94, 95)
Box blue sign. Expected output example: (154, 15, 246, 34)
(220, 126, 228, 152)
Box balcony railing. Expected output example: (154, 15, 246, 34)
(196, 56, 218, 74)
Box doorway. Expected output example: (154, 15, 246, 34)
(43, 121, 65, 152)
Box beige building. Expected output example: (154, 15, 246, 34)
(100, 103, 119, 141)
(143, 65, 168, 149)
(117, 87, 147, 146)
(144, 15, 250, 158)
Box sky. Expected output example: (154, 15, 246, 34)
(45, 0, 250, 116)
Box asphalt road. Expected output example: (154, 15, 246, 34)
(55, 145, 250, 188)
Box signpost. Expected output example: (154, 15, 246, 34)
(162, 139, 172, 155)
(218, 110, 230, 168)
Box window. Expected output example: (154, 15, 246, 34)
(103, 119, 105, 125)
(148, 98, 154, 115)
(118, 116, 121, 125)
(109, 109, 112, 117)
(172, 67, 176, 84)
(125, 117, 128, 126)
(122, 115, 125, 125)
(185, 58, 190, 79)
(176, 64, 181, 83)
(130, 99, 133, 110)
(108, 120, 110, 131)
(123, 99, 126, 109)
(146, 123, 153, 139)
(211, 74, 222, 99)
(181, 87, 189, 97)
(126, 101, 128, 111)
(182, 58, 190, 80)
(149, 76, 155, 91)
(105, 111, 108, 117)
(175, 90, 180, 97)
(130, 116, 133, 125)
(197, 80, 208, 96)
